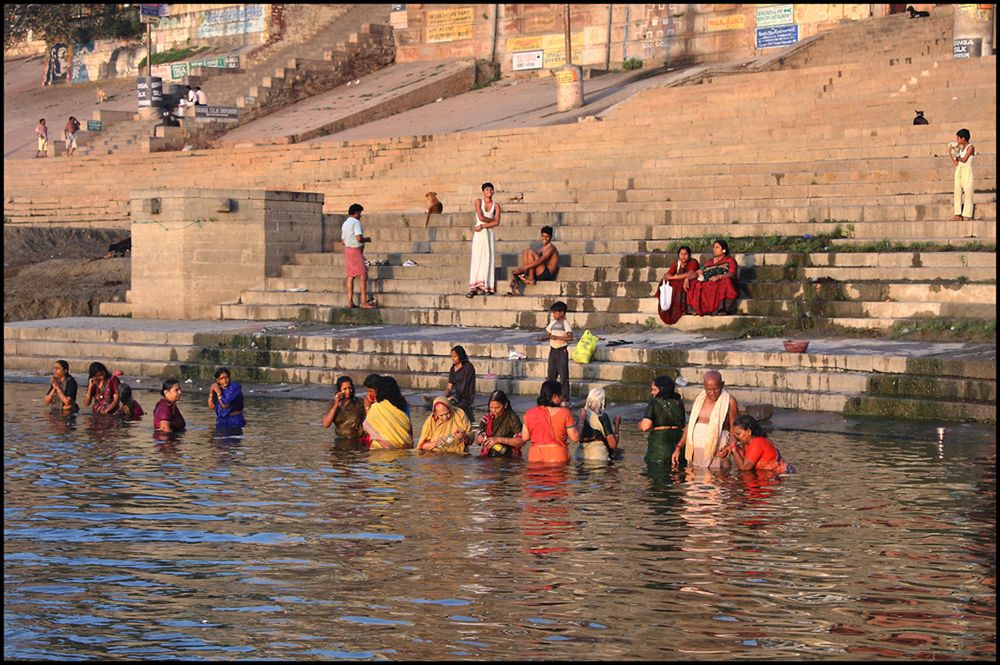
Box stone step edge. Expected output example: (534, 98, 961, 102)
(4, 334, 995, 380)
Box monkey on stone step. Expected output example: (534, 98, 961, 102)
(424, 192, 443, 228)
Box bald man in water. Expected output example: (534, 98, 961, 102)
(672, 370, 739, 469)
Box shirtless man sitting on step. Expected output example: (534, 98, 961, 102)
(507, 226, 560, 296)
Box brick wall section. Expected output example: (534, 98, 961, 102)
(129, 188, 323, 319)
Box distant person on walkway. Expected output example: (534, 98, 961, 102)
(154, 378, 186, 433)
(443, 345, 476, 421)
(671, 370, 739, 469)
(538, 300, 572, 405)
(64, 115, 80, 156)
(195, 86, 207, 106)
(181, 85, 196, 110)
(35, 118, 48, 158)
(43, 359, 78, 414)
(717, 414, 793, 474)
(577, 387, 622, 462)
(208, 366, 246, 429)
(656, 245, 700, 325)
(341, 203, 375, 308)
(323, 375, 366, 440)
(363, 376, 413, 449)
(521, 379, 579, 464)
(950, 128, 975, 223)
(686, 239, 739, 316)
(84, 361, 120, 415)
(912, 110, 928, 125)
(640, 376, 686, 469)
(417, 397, 472, 453)
(475, 389, 524, 457)
(467, 182, 501, 297)
(506, 226, 559, 295)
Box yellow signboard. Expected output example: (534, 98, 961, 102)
(506, 32, 583, 68)
(706, 13, 746, 32)
(541, 33, 584, 68)
(426, 6, 474, 43)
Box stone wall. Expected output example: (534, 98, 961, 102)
(129, 188, 323, 320)
(392, 3, 936, 76)
(154, 4, 270, 52)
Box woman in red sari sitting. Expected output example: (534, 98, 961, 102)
(687, 239, 739, 316)
(655, 245, 700, 325)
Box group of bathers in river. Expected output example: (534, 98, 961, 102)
(43, 356, 791, 474)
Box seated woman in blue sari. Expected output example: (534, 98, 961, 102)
(208, 367, 246, 429)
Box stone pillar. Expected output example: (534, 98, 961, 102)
(129, 189, 324, 320)
(953, 4, 994, 59)
(555, 64, 584, 112)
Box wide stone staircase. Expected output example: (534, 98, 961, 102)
(779, 6, 954, 69)
(3, 9, 996, 421)
(214, 208, 996, 334)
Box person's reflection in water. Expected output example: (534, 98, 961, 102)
(86, 412, 123, 443)
(520, 464, 571, 558)
(210, 426, 244, 462)
(44, 410, 78, 436)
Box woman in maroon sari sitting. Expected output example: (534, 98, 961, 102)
(687, 239, 739, 316)
(655, 245, 700, 325)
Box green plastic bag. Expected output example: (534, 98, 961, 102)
(572, 329, 599, 364)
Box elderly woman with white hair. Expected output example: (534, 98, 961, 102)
(576, 387, 622, 461)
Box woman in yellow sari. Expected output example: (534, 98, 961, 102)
(363, 376, 413, 449)
(417, 397, 472, 453)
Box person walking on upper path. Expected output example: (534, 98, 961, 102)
(950, 128, 975, 227)
(341, 203, 376, 309)
(64, 115, 80, 156)
(467, 181, 501, 297)
(35, 118, 48, 158)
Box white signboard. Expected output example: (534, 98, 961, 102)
(512, 50, 544, 71)
(756, 4, 794, 28)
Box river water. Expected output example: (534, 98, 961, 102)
(4, 381, 995, 660)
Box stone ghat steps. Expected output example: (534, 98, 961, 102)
(262, 275, 996, 305)
(228, 290, 995, 324)
(4, 323, 995, 422)
(6, 340, 993, 406)
(0, 351, 858, 415)
(216, 301, 992, 334)
(217, 302, 740, 330)
(292, 248, 996, 272)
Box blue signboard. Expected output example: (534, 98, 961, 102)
(755, 24, 799, 49)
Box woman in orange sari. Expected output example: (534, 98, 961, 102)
(656, 245, 700, 325)
(687, 239, 739, 316)
(521, 380, 579, 464)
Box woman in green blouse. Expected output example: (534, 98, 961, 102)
(639, 375, 686, 467)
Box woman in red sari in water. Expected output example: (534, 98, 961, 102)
(687, 239, 739, 316)
(656, 245, 700, 325)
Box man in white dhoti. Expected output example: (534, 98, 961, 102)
(671, 370, 739, 469)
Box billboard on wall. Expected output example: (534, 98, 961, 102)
(756, 24, 799, 49)
(426, 6, 474, 43)
(512, 50, 544, 71)
(756, 4, 794, 27)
